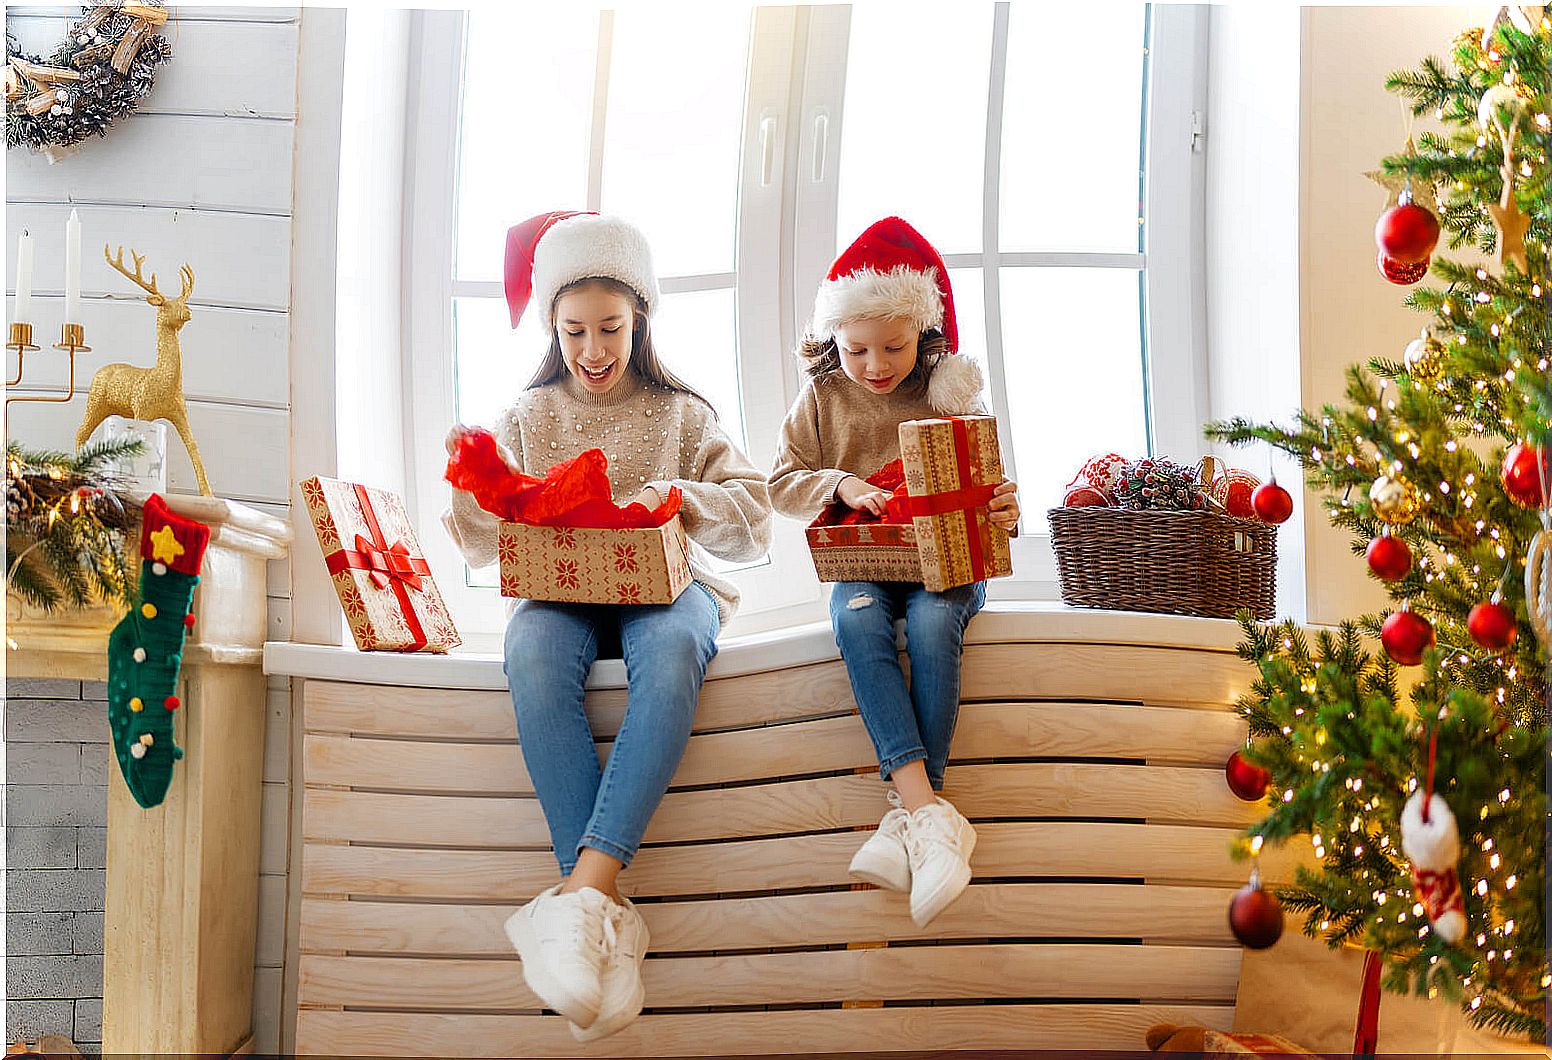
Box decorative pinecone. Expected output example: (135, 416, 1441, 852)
(1114, 457, 1208, 511)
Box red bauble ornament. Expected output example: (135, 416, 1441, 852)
(1378, 251, 1429, 285)
(1500, 443, 1547, 508)
(1375, 202, 1440, 263)
(1365, 532, 1412, 581)
(1251, 480, 1293, 524)
(163, 695, 181, 712)
(1229, 871, 1284, 949)
(184, 612, 196, 629)
(1467, 600, 1518, 651)
(1381, 608, 1435, 665)
(1225, 750, 1271, 801)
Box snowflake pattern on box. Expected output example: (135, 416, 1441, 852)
(300, 475, 461, 653)
(498, 517, 693, 604)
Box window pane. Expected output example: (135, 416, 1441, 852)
(835, 3, 993, 256)
(997, 268, 1147, 512)
(946, 266, 992, 410)
(1000, 4, 1147, 253)
(455, 8, 598, 282)
(453, 296, 548, 434)
(601, 7, 748, 277)
(649, 287, 744, 449)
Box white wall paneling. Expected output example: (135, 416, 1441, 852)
(6, 204, 291, 311)
(7, 297, 288, 407)
(6, 15, 299, 119)
(8, 116, 294, 214)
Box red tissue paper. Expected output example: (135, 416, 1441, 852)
(444, 429, 682, 529)
(818, 459, 911, 527)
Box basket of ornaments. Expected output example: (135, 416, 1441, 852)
(1047, 454, 1285, 619)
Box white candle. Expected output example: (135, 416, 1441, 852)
(65, 209, 80, 324)
(13, 230, 33, 324)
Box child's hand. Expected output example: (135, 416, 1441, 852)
(988, 480, 1020, 531)
(836, 475, 890, 518)
(628, 485, 664, 509)
(445, 424, 520, 473)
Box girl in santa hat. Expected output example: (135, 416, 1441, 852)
(442, 211, 772, 1042)
(769, 216, 1019, 927)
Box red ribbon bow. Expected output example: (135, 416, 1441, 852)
(351, 533, 426, 592)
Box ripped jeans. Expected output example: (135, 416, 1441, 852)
(828, 580, 986, 790)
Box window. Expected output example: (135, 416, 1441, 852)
(400, 4, 1207, 644)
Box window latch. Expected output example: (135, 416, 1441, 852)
(1190, 110, 1206, 154)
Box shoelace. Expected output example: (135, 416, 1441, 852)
(906, 807, 960, 862)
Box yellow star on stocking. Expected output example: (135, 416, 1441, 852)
(149, 524, 186, 565)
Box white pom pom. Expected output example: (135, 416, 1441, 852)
(926, 355, 984, 415)
(1432, 908, 1467, 945)
(1400, 790, 1459, 870)
(129, 743, 146, 759)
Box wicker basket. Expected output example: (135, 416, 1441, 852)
(1047, 506, 1276, 620)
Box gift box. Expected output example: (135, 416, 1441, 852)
(301, 476, 461, 653)
(807, 415, 1013, 592)
(498, 517, 693, 605)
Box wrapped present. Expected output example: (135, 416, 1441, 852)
(444, 432, 693, 606)
(301, 476, 461, 653)
(498, 518, 693, 605)
(807, 415, 1013, 592)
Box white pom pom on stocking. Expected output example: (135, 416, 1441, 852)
(1400, 790, 1466, 944)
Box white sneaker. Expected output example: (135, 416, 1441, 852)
(503, 883, 609, 1028)
(569, 896, 650, 1043)
(906, 798, 977, 927)
(848, 790, 912, 892)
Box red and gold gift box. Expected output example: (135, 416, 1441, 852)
(807, 415, 1013, 592)
(498, 517, 693, 606)
(300, 476, 461, 653)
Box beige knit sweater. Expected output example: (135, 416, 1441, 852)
(442, 371, 772, 624)
(769, 372, 983, 520)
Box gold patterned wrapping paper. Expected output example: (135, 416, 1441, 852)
(498, 517, 693, 605)
(300, 475, 461, 653)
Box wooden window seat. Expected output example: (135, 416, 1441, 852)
(267, 606, 1288, 1057)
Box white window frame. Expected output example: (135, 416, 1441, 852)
(399, 3, 1208, 646)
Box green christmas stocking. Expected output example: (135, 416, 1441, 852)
(107, 493, 211, 809)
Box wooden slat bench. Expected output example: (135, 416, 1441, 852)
(277, 611, 1284, 1056)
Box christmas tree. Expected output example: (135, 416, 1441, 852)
(1206, 16, 1549, 1040)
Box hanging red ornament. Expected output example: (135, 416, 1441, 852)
(1229, 869, 1284, 949)
(1500, 442, 1547, 508)
(1225, 750, 1271, 801)
(1365, 531, 1412, 581)
(1377, 251, 1429, 285)
(1381, 606, 1435, 665)
(1467, 599, 1518, 651)
(1375, 201, 1440, 262)
(1251, 479, 1293, 524)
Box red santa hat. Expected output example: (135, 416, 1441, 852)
(811, 216, 981, 414)
(504, 211, 660, 330)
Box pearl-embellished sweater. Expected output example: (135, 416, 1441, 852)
(442, 370, 772, 624)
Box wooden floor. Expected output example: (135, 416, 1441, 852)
(294, 637, 1278, 1056)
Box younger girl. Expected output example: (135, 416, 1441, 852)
(443, 211, 772, 1041)
(768, 216, 1019, 927)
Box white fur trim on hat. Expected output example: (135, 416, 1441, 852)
(1400, 790, 1460, 869)
(531, 214, 660, 328)
(811, 265, 944, 340)
(927, 353, 984, 415)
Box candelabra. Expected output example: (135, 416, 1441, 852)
(7, 320, 90, 410)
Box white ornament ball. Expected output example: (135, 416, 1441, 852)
(1478, 83, 1525, 129)
(55, 89, 67, 102)
(48, 105, 61, 117)
(77, 34, 89, 44)
(133, 647, 146, 663)
(130, 743, 146, 759)
(152, 562, 167, 576)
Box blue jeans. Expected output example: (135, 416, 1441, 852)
(503, 584, 719, 874)
(829, 580, 986, 790)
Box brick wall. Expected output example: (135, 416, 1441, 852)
(5, 677, 110, 1055)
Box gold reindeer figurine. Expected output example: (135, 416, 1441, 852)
(76, 245, 211, 495)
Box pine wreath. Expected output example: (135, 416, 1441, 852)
(5, 2, 172, 156)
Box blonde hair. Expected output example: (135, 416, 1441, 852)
(796, 326, 947, 396)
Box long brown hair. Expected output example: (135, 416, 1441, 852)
(526, 277, 715, 414)
(796, 326, 948, 397)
